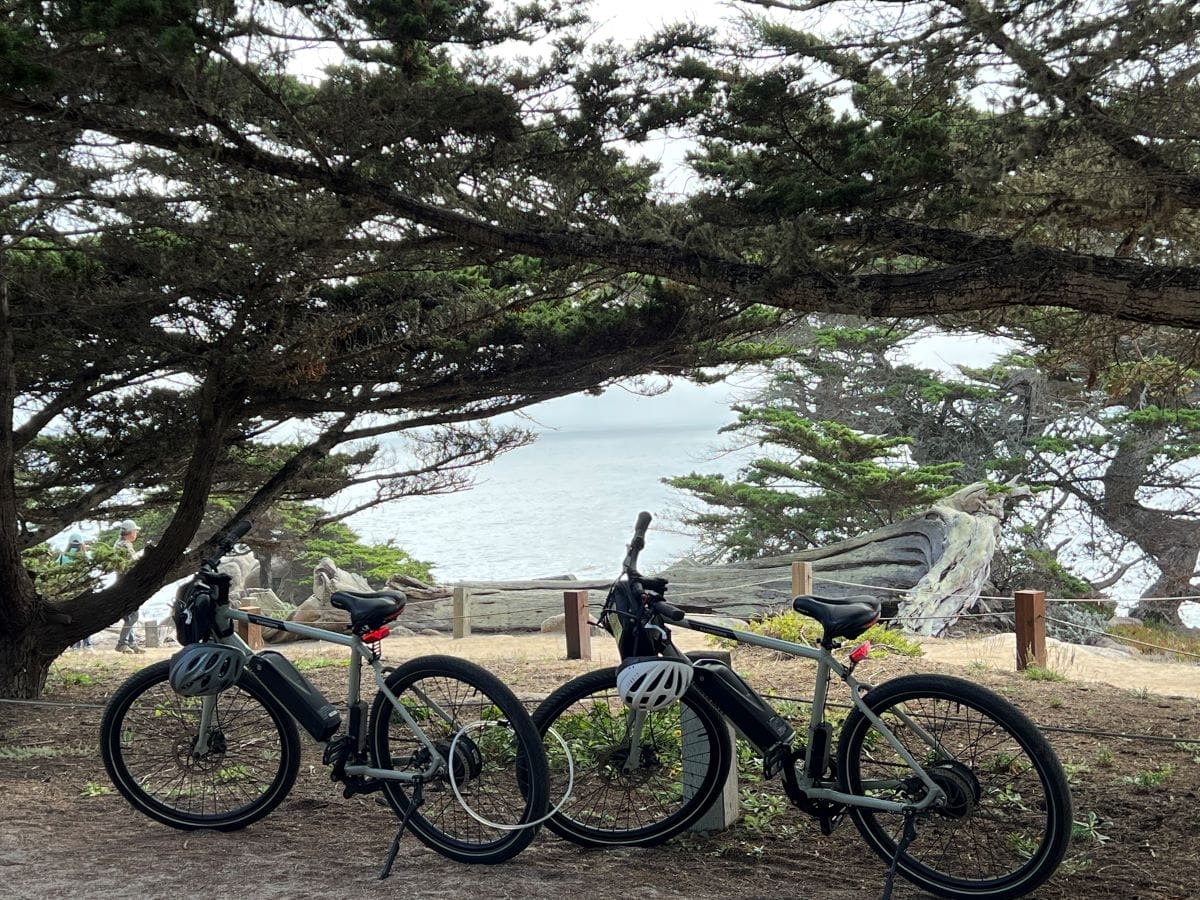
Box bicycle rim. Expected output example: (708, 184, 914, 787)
(837, 674, 1072, 899)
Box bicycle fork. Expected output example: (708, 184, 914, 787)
(619, 709, 649, 773)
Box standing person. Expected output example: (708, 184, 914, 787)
(113, 519, 145, 654)
(59, 532, 94, 652)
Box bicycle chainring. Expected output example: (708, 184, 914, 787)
(781, 748, 846, 833)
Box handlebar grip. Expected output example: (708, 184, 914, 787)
(224, 520, 252, 545)
(652, 600, 685, 623)
(634, 511, 652, 540)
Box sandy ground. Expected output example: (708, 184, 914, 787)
(916, 633, 1200, 699)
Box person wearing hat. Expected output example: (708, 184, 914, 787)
(114, 520, 144, 654)
(58, 532, 94, 652)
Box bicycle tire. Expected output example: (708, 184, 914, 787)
(836, 674, 1073, 899)
(100, 659, 301, 831)
(369, 655, 549, 864)
(531, 667, 733, 847)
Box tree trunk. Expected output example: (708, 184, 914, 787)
(1100, 425, 1200, 629)
(1131, 545, 1199, 627)
(0, 618, 62, 698)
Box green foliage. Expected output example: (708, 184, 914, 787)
(290, 655, 352, 672)
(732, 610, 923, 657)
(80, 781, 113, 798)
(264, 504, 433, 600)
(1071, 812, 1111, 845)
(22, 540, 131, 603)
(4, 0, 1200, 698)
(738, 788, 787, 832)
(1122, 765, 1173, 789)
(670, 407, 961, 560)
(1023, 665, 1066, 682)
(1106, 621, 1200, 662)
(296, 524, 432, 586)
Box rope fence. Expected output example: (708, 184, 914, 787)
(437, 560, 1200, 672)
(1043, 614, 1200, 662)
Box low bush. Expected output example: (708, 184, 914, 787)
(1106, 620, 1200, 662)
(735, 610, 923, 657)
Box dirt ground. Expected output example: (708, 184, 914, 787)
(2, 631, 1199, 900)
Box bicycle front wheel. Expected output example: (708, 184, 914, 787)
(369, 655, 549, 864)
(531, 667, 733, 847)
(837, 674, 1072, 899)
(100, 659, 301, 831)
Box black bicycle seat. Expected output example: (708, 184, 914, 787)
(792, 593, 880, 640)
(330, 590, 407, 632)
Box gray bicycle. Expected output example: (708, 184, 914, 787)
(100, 521, 549, 868)
(533, 512, 1072, 899)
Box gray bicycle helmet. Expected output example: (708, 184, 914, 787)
(616, 656, 693, 711)
(168, 644, 246, 696)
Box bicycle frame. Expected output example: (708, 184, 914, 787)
(664, 616, 947, 816)
(187, 603, 449, 785)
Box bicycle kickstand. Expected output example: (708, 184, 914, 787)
(879, 810, 918, 900)
(378, 780, 425, 880)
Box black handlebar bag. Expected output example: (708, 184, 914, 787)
(600, 580, 661, 659)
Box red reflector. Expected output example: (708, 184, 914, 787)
(849, 642, 871, 664)
(362, 626, 390, 643)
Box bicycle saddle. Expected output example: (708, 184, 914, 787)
(330, 590, 407, 632)
(792, 593, 880, 640)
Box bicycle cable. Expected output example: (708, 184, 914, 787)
(445, 723, 575, 832)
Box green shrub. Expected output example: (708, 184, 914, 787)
(736, 610, 922, 657)
(1107, 620, 1200, 662)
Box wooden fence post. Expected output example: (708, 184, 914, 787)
(791, 560, 813, 598)
(684, 650, 739, 832)
(1014, 590, 1046, 671)
(563, 590, 591, 660)
(452, 587, 472, 639)
(235, 606, 263, 650)
(143, 620, 160, 649)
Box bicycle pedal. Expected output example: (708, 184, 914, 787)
(342, 777, 384, 798)
(819, 812, 844, 836)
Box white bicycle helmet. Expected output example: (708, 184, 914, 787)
(168, 644, 245, 696)
(616, 656, 694, 711)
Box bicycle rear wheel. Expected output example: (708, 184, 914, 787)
(531, 667, 733, 847)
(369, 655, 549, 864)
(837, 674, 1072, 899)
(100, 659, 301, 831)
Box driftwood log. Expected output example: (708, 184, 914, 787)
(264, 557, 372, 643)
(246, 483, 1013, 642)
(400, 482, 1016, 638)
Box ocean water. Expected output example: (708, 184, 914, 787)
(342, 426, 743, 583)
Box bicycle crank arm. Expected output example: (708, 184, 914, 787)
(341, 776, 386, 798)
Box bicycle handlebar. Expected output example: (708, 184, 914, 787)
(224, 519, 252, 546)
(622, 510, 652, 573)
(200, 519, 253, 576)
(651, 599, 684, 623)
(619, 511, 686, 624)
